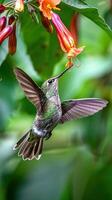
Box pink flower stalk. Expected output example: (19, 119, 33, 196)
(0, 25, 13, 45)
(0, 16, 6, 32)
(0, 4, 6, 13)
(51, 12, 84, 67)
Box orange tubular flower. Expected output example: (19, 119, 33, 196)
(38, 0, 61, 20)
(70, 13, 79, 46)
(51, 12, 84, 67)
(15, 0, 24, 12)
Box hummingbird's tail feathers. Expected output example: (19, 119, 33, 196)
(13, 131, 43, 160)
(20, 138, 43, 160)
(34, 138, 43, 160)
(13, 131, 29, 150)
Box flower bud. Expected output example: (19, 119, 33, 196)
(0, 16, 6, 32)
(15, 0, 24, 12)
(8, 16, 17, 55)
(0, 4, 6, 13)
(0, 25, 13, 44)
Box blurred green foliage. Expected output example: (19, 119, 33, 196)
(0, 0, 112, 200)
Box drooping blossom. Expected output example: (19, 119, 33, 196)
(0, 25, 13, 44)
(0, 16, 6, 32)
(38, 0, 61, 20)
(0, 4, 6, 13)
(15, 0, 24, 12)
(51, 12, 84, 67)
(8, 16, 17, 55)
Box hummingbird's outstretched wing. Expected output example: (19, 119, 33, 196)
(60, 98, 108, 123)
(14, 68, 46, 112)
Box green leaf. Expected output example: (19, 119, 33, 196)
(20, 12, 62, 79)
(62, 0, 112, 37)
(0, 59, 17, 131)
(20, 7, 74, 78)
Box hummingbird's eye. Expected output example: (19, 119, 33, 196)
(48, 79, 54, 84)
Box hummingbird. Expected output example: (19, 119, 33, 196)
(13, 67, 108, 160)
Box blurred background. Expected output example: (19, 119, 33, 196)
(0, 0, 112, 200)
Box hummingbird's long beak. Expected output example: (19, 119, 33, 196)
(55, 67, 71, 79)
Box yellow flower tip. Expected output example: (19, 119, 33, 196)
(54, 6, 61, 11)
(47, 4, 52, 9)
(68, 46, 85, 58)
(65, 60, 73, 68)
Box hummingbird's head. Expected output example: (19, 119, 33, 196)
(41, 78, 58, 98)
(41, 67, 72, 98)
